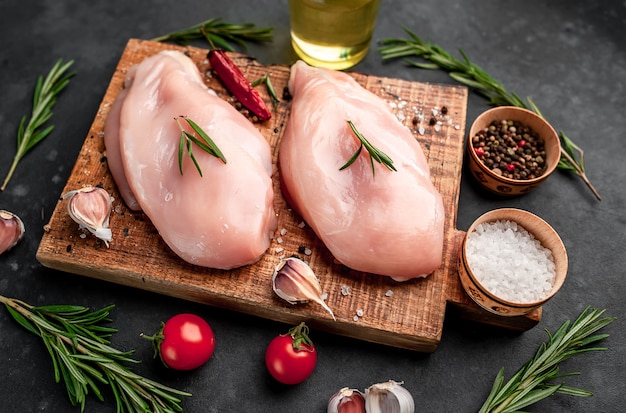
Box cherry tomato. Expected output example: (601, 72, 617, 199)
(144, 313, 215, 370)
(265, 322, 317, 385)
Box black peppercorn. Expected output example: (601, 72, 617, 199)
(471, 119, 547, 180)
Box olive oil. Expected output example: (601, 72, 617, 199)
(289, 0, 381, 70)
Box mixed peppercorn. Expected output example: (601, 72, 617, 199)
(471, 119, 547, 180)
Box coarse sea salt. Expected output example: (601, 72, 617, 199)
(465, 219, 556, 304)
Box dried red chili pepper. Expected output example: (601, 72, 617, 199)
(208, 50, 272, 121)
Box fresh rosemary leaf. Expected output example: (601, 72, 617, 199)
(152, 17, 274, 52)
(185, 117, 227, 163)
(477, 307, 615, 413)
(340, 143, 364, 172)
(176, 116, 227, 176)
(187, 139, 204, 177)
(178, 130, 186, 175)
(35, 304, 89, 314)
(0, 294, 191, 413)
(1, 59, 74, 191)
(340, 120, 397, 177)
(6, 304, 39, 336)
(379, 27, 601, 200)
(252, 73, 280, 110)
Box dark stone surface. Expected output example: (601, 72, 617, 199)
(0, 1, 623, 412)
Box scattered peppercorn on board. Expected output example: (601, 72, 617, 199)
(36, 39, 540, 352)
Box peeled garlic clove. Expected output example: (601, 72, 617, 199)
(328, 387, 366, 413)
(0, 210, 25, 255)
(272, 256, 336, 320)
(365, 380, 414, 413)
(63, 185, 113, 247)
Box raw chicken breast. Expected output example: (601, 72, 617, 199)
(279, 61, 444, 281)
(104, 85, 141, 210)
(106, 51, 277, 269)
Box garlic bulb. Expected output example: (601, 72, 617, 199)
(63, 185, 113, 247)
(365, 381, 414, 413)
(327, 387, 366, 413)
(328, 381, 415, 413)
(272, 256, 335, 320)
(0, 210, 25, 255)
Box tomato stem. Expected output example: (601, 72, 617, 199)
(288, 322, 314, 351)
(140, 322, 166, 360)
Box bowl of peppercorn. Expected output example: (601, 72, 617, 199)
(466, 106, 561, 196)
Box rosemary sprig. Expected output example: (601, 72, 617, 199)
(340, 120, 397, 176)
(251, 73, 280, 110)
(378, 27, 601, 201)
(478, 306, 615, 413)
(1, 59, 74, 192)
(152, 17, 274, 52)
(0, 294, 191, 413)
(176, 116, 227, 176)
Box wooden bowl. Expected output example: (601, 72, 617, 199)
(458, 208, 568, 316)
(466, 106, 561, 196)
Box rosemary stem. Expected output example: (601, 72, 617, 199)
(1, 293, 191, 412)
(1, 295, 89, 355)
(490, 375, 536, 413)
(1, 150, 22, 191)
(379, 29, 601, 200)
(1, 58, 74, 192)
(559, 143, 602, 200)
(0, 294, 32, 315)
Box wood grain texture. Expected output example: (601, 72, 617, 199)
(36, 39, 539, 352)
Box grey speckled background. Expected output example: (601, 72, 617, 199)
(0, 1, 624, 412)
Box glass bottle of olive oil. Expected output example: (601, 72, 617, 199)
(289, 0, 381, 70)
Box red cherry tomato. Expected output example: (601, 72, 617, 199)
(265, 322, 317, 385)
(144, 313, 215, 370)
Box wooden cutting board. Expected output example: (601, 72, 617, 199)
(36, 39, 540, 352)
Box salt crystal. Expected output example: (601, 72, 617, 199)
(356, 309, 364, 317)
(385, 290, 394, 297)
(280, 228, 287, 236)
(297, 221, 306, 229)
(341, 285, 351, 296)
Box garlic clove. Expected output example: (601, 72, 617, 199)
(365, 380, 415, 413)
(63, 185, 113, 247)
(0, 210, 25, 255)
(328, 387, 366, 413)
(272, 256, 336, 320)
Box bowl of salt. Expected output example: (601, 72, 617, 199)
(458, 208, 568, 316)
